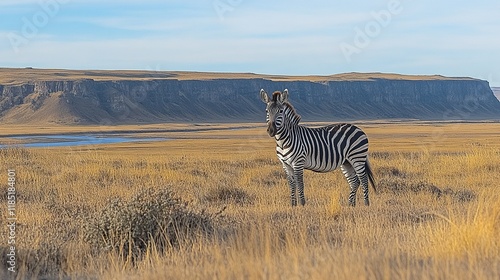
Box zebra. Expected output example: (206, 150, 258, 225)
(260, 88, 376, 206)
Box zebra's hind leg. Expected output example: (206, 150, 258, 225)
(283, 164, 297, 206)
(341, 162, 360, 207)
(352, 161, 370, 206)
(359, 172, 370, 206)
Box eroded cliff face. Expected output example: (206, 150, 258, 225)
(493, 87, 500, 101)
(0, 76, 499, 124)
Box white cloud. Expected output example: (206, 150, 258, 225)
(65, 16, 204, 32)
(0, 0, 40, 6)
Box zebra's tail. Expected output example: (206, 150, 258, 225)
(365, 159, 377, 194)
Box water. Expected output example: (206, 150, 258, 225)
(0, 134, 165, 148)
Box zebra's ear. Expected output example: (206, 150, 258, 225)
(260, 89, 270, 103)
(279, 89, 289, 103)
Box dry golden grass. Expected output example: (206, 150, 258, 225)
(0, 122, 499, 279)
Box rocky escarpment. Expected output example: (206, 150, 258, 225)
(492, 87, 500, 101)
(0, 69, 499, 124)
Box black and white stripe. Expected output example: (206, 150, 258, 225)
(260, 89, 376, 206)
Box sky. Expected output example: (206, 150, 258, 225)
(1, 0, 499, 86)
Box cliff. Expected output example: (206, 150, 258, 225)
(0, 68, 499, 124)
(493, 87, 500, 101)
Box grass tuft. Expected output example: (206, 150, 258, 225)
(204, 186, 255, 205)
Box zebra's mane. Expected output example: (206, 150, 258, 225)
(272, 91, 281, 102)
(270, 92, 301, 124)
(285, 103, 301, 123)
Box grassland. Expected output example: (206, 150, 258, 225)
(1, 122, 500, 279)
(0, 67, 475, 85)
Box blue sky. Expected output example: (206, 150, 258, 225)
(1, 0, 499, 86)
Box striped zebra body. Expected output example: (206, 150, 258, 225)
(261, 89, 376, 207)
(278, 123, 366, 172)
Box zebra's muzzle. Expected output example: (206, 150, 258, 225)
(267, 122, 277, 137)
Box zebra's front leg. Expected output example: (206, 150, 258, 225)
(294, 167, 306, 206)
(283, 164, 297, 206)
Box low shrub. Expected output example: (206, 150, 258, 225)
(83, 186, 215, 259)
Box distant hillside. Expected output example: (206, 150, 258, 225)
(0, 68, 499, 124)
(492, 87, 500, 101)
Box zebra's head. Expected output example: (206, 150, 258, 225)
(260, 89, 289, 137)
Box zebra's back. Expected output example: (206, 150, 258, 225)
(300, 123, 369, 172)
